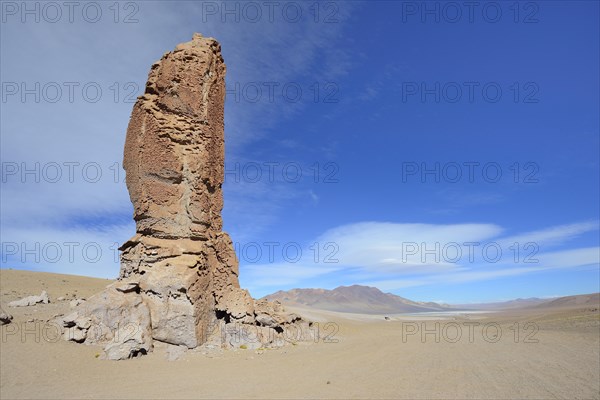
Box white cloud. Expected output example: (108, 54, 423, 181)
(2, 222, 134, 278)
(239, 221, 599, 294)
(535, 246, 599, 269)
(360, 246, 599, 292)
(495, 221, 599, 249)
(314, 221, 503, 272)
(241, 262, 343, 291)
(1, 2, 359, 273)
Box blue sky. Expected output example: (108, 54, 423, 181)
(1, 1, 598, 303)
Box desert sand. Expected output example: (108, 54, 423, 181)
(1, 269, 599, 399)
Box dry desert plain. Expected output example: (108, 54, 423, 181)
(1, 269, 599, 399)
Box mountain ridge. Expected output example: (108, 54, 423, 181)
(263, 285, 452, 314)
(263, 285, 600, 314)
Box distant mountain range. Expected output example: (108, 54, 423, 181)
(454, 298, 549, 310)
(263, 285, 452, 314)
(532, 292, 599, 309)
(455, 293, 600, 310)
(263, 285, 600, 314)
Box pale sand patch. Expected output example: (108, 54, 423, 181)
(1, 269, 599, 399)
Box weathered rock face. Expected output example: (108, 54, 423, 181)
(62, 34, 312, 359)
(122, 34, 226, 240)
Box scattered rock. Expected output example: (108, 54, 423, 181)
(9, 291, 50, 307)
(57, 296, 65, 301)
(74, 316, 92, 330)
(0, 311, 13, 325)
(63, 326, 86, 343)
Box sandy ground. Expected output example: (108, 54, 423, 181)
(1, 269, 599, 399)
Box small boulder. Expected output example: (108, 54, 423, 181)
(74, 316, 92, 330)
(0, 310, 13, 325)
(63, 326, 87, 343)
(9, 291, 50, 307)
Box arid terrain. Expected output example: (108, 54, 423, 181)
(1, 269, 599, 399)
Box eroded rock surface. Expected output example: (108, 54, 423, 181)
(63, 34, 312, 359)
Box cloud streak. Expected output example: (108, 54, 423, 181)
(1, 2, 359, 273)
(239, 221, 600, 296)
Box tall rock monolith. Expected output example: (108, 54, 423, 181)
(60, 34, 312, 359)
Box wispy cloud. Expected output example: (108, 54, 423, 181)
(362, 246, 600, 292)
(495, 221, 599, 249)
(239, 220, 599, 296)
(1, 2, 360, 273)
(315, 221, 503, 271)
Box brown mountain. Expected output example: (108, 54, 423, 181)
(264, 285, 600, 314)
(455, 297, 549, 310)
(533, 293, 599, 309)
(456, 293, 600, 310)
(263, 285, 450, 314)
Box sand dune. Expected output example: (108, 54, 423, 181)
(1, 269, 599, 399)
